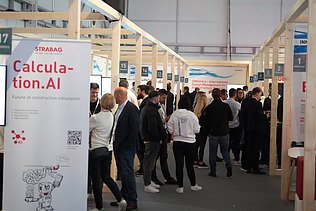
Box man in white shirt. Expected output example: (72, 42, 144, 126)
(225, 88, 242, 164)
(119, 79, 139, 108)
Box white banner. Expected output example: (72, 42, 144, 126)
(292, 24, 307, 143)
(188, 66, 247, 92)
(4, 39, 90, 211)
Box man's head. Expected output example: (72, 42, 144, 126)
(167, 83, 171, 91)
(148, 91, 160, 105)
(183, 86, 189, 93)
(220, 89, 228, 100)
(195, 87, 200, 92)
(229, 88, 237, 100)
(158, 89, 168, 104)
(252, 87, 263, 101)
(137, 85, 149, 99)
(90, 83, 99, 103)
(119, 79, 129, 89)
(211, 88, 221, 100)
(237, 88, 244, 100)
(243, 85, 249, 92)
(114, 87, 128, 105)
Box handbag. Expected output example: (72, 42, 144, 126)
(91, 113, 115, 160)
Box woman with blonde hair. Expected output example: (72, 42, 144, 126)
(193, 94, 209, 168)
(89, 93, 127, 211)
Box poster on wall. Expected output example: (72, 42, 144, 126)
(4, 39, 90, 211)
(292, 24, 307, 143)
(0, 65, 6, 126)
(188, 66, 247, 91)
(92, 55, 107, 75)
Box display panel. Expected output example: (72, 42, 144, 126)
(0, 65, 6, 126)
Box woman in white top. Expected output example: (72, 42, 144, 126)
(89, 93, 126, 211)
(168, 96, 203, 194)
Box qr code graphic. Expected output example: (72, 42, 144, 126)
(67, 131, 82, 145)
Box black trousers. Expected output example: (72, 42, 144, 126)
(136, 136, 145, 171)
(0, 153, 3, 210)
(241, 130, 248, 169)
(91, 151, 122, 210)
(194, 133, 207, 162)
(229, 126, 242, 161)
(173, 142, 196, 188)
(276, 123, 283, 167)
(152, 139, 173, 181)
(245, 131, 263, 171)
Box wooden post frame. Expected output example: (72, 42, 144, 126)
(111, 20, 121, 93)
(135, 33, 143, 88)
(163, 51, 168, 90)
(303, 0, 316, 209)
(176, 59, 181, 109)
(269, 36, 280, 176)
(151, 44, 158, 89)
(281, 23, 294, 200)
(68, 0, 81, 39)
(171, 55, 176, 95)
(264, 46, 270, 97)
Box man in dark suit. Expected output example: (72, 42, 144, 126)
(244, 87, 266, 174)
(166, 83, 174, 116)
(114, 87, 139, 210)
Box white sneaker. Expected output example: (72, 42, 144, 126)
(191, 185, 203, 191)
(150, 181, 160, 189)
(144, 185, 159, 193)
(118, 199, 127, 211)
(176, 187, 184, 194)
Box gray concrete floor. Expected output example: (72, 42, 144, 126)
(87, 143, 294, 211)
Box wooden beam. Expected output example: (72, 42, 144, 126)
(135, 34, 142, 87)
(263, 47, 270, 97)
(12, 28, 68, 34)
(187, 60, 249, 67)
(258, 53, 264, 90)
(281, 23, 294, 200)
(68, 0, 81, 39)
(86, 38, 151, 45)
(80, 28, 132, 35)
(81, 0, 121, 20)
(111, 20, 121, 93)
(269, 37, 280, 176)
(163, 51, 168, 90)
(152, 44, 158, 89)
(171, 56, 176, 94)
(176, 59, 181, 108)
(303, 0, 316, 209)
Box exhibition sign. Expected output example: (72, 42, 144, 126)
(0, 28, 12, 55)
(0, 65, 6, 126)
(4, 39, 90, 211)
(188, 66, 247, 91)
(292, 25, 307, 143)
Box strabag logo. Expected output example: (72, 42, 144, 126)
(34, 46, 63, 54)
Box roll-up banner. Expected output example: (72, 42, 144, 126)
(4, 39, 90, 211)
(292, 24, 307, 143)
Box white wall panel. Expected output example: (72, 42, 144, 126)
(178, 0, 226, 22)
(128, 0, 176, 21)
(133, 21, 176, 43)
(178, 22, 226, 45)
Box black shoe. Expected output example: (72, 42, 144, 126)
(246, 169, 252, 174)
(216, 156, 223, 162)
(126, 203, 138, 210)
(153, 179, 164, 186)
(135, 169, 143, 176)
(252, 170, 266, 175)
(208, 172, 217, 177)
(226, 167, 232, 177)
(110, 201, 118, 206)
(165, 177, 177, 185)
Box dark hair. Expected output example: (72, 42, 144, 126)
(212, 88, 221, 99)
(229, 88, 236, 98)
(167, 83, 171, 91)
(220, 89, 227, 95)
(243, 85, 248, 91)
(178, 96, 191, 110)
(148, 91, 159, 99)
(158, 89, 168, 96)
(90, 83, 99, 89)
(138, 85, 150, 94)
(252, 87, 262, 95)
(183, 86, 189, 92)
(236, 88, 243, 92)
(119, 79, 129, 88)
(246, 91, 253, 98)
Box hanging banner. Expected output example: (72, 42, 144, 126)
(264, 68, 272, 79)
(253, 74, 258, 82)
(0, 28, 12, 55)
(141, 66, 149, 77)
(274, 63, 284, 76)
(157, 70, 163, 79)
(250, 76, 254, 83)
(119, 61, 128, 74)
(292, 25, 307, 143)
(258, 72, 264, 81)
(167, 73, 172, 80)
(4, 39, 90, 211)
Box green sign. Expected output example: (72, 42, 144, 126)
(250, 76, 254, 83)
(253, 74, 258, 82)
(180, 76, 184, 82)
(264, 68, 272, 79)
(0, 28, 12, 55)
(174, 75, 179, 81)
(184, 78, 189, 83)
(167, 73, 172, 80)
(258, 72, 264, 81)
(275, 63, 284, 76)
(141, 66, 149, 77)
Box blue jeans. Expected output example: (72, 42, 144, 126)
(209, 134, 232, 173)
(115, 148, 137, 204)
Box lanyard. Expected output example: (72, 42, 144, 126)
(89, 99, 99, 116)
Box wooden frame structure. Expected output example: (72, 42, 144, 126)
(0, 0, 187, 92)
(251, 0, 316, 209)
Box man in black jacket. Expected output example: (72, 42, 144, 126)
(140, 91, 166, 193)
(166, 83, 174, 116)
(114, 87, 139, 210)
(202, 88, 233, 177)
(244, 87, 266, 174)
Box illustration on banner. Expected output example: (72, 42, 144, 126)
(22, 154, 69, 211)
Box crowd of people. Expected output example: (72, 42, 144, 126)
(87, 81, 283, 211)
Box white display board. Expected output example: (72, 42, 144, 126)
(0, 65, 6, 126)
(292, 24, 307, 143)
(90, 74, 102, 98)
(101, 77, 111, 95)
(4, 39, 90, 211)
